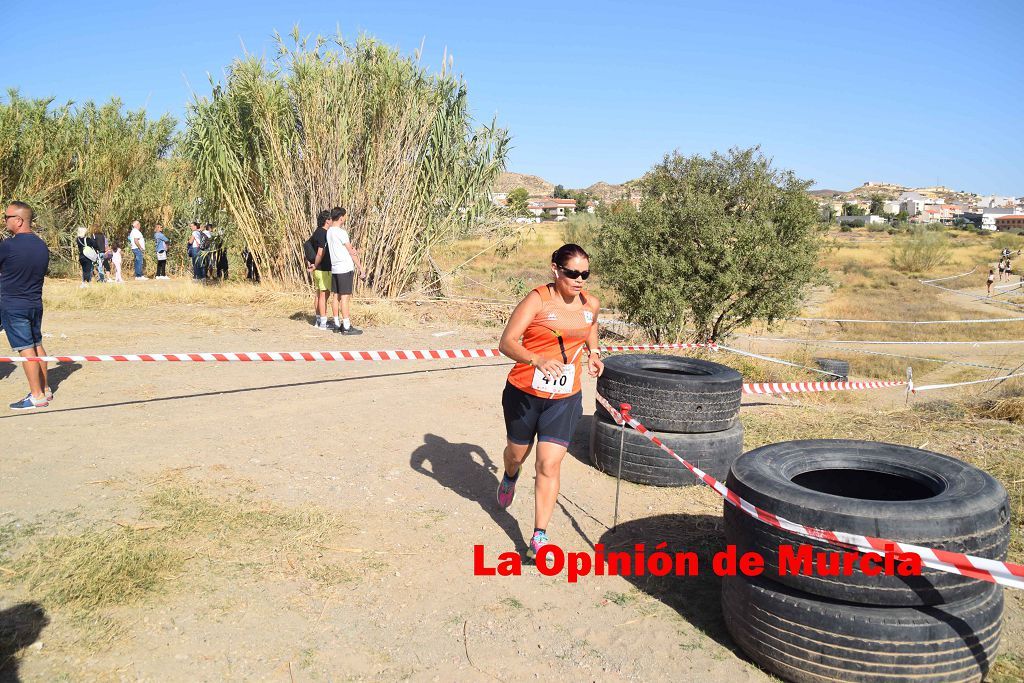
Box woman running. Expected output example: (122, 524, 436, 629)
(496, 244, 604, 558)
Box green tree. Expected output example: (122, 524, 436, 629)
(571, 190, 594, 213)
(507, 187, 530, 216)
(843, 203, 867, 216)
(596, 147, 827, 342)
(552, 184, 568, 199)
(869, 194, 885, 215)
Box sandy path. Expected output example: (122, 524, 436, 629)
(1, 304, 771, 681)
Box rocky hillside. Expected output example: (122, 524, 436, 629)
(494, 173, 1009, 206)
(492, 172, 553, 196)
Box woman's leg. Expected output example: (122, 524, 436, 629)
(533, 441, 568, 531)
(503, 440, 533, 478)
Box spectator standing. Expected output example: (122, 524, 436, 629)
(1, 201, 52, 409)
(324, 206, 367, 335)
(92, 230, 108, 283)
(203, 224, 214, 279)
(75, 226, 97, 287)
(243, 247, 260, 282)
(187, 221, 205, 280)
(111, 244, 123, 282)
(987, 269, 995, 295)
(214, 229, 229, 280)
(154, 224, 169, 279)
(306, 210, 333, 329)
(129, 220, 147, 280)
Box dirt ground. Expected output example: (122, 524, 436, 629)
(1, 281, 1022, 681)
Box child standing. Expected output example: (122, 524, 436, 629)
(111, 245, 123, 283)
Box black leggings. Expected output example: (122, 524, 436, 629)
(80, 257, 93, 282)
(156, 259, 167, 277)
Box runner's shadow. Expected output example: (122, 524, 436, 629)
(0, 602, 48, 683)
(410, 434, 527, 554)
(0, 364, 15, 382)
(597, 513, 735, 650)
(46, 363, 82, 395)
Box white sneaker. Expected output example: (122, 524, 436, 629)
(136, 276, 148, 281)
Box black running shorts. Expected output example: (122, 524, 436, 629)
(331, 271, 354, 295)
(502, 382, 583, 448)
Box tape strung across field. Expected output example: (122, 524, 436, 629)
(742, 335, 1024, 346)
(0, 342, 716, 364)
(594, 393, 1024, 590)
(794, 315, 1024, 324)
(1, 341, 1017, 396)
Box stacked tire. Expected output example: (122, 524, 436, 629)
(589, 354, 744, 486)
(722, 440, 1009, 682)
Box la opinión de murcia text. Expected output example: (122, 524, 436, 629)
(473, 543, 922, 584)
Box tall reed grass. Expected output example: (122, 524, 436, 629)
(183, 30, 510, 295)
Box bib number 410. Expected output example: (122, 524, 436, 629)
(531, 364, 575, 395)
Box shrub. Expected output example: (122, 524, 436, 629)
(560, 212, 600, 255)
(596, 146, 827, 342)
(890, 227, 951, 272)
(839, 224, 852, 232)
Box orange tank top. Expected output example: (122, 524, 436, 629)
(507, 284, 597, 398)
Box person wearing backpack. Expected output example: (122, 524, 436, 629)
(305, 210, 333, 329)
(75, 226, 98, 287)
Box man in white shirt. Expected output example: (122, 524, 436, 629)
(322, 206, 366, 335)
(187, 221, 204, 280)
(128, 220, 147, 280)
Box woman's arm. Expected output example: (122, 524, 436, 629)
(585, 297, 604, 378)
(499, 291, 565, 379)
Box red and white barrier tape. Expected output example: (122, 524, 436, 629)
(0, 342, 716, 364)
(594, 393, 1024, 590)
(742, 379, 906, 395)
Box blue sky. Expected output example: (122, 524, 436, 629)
(5, 0, 1023, 194)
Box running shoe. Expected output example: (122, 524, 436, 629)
(496, 472, 518, 509)
(44, 386, 53, 402)
(338, 325, 363, 335)
(10, 394, 48, 410)
(526, 530, 549, 560)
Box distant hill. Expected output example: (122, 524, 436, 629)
(493, 172, 553, 196)
(494, 173, 1011, 207)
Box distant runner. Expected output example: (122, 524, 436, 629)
(496, 244, 603, 559)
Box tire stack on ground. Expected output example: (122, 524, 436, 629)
(722, 440, 1009, 682)
(589, 354, 744, 486)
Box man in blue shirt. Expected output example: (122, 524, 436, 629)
(0, 202, 51, 409)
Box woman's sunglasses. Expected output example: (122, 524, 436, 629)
(559, 266, 590, 280)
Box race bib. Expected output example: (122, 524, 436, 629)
(583, 311, 594, 324)
(532, 364, 575, 395)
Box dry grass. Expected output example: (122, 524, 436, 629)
(0, 478, 353, 646)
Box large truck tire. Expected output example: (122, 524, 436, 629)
(590, 412, 743, 487)
(724, 440, 1009, 606)
(596, 354, 742, 433)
